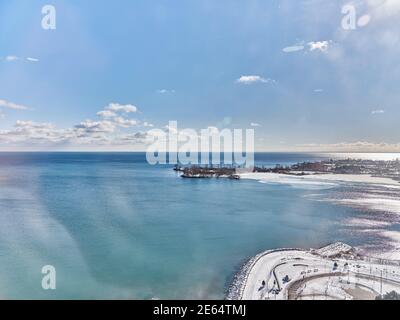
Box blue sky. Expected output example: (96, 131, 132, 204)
(0, 0, 400, 151)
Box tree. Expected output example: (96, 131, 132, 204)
(376, 291, 400, 300)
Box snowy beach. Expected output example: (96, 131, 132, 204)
(239, 172, 400, 188)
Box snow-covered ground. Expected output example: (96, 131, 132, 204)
(228, 243, 400, 300)
(239, 172, 400, 188)
(313, 242, 353, 258)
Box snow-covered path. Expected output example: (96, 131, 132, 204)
(233, 243, 400, 300)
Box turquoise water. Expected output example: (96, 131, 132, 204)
(0, 152, 396, 299)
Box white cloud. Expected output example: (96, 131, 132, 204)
(0, 99, 29, 110)
(74, 120, 116, 133)
(282, 45, 305, 53)
(308, 41, 331, 52)
(143, 122, 154, 127)
(0, 121, 64, 144)
(115, 132, 152, 145)
(283, 40, 331, 53)
(236, 75, 275, 84)
(250, 122, 261, 127)
(2, 56, 40, 63)
(0, 100, 151, 149)
(314, 89, 324, 93)
(26, 57, 39, 62)
(5, 55, 18, 61)
(96, 103, 139, 129)
(106, 103, 138, 113)
(15, 120, 53, 129)
(0, 119, 144, 147)
(97, 110, 117, 118)
(371, 109, 385, 115)
(157, 89, 175, 94)
(113, 117, 138, 128)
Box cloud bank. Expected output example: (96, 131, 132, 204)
(296, 141, 400, 152)
(0, 102, 150, 150)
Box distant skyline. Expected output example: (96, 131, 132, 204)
(1, 0, 400, 152)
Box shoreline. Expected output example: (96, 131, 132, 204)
(226, 243, 400, 300)
(228, 173, 400, 299)
(239, 172, 400, 187)
(226, 247, 304, 300)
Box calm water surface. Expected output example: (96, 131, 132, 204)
(0, 152, 398, 299)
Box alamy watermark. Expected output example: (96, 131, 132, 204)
(41, 265, 56, 290)
(146, 121, 255, 168)
(341, 4, 371, 30)
(42, 5, 57, 30)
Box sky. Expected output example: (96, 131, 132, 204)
(0, 0, 400, 152)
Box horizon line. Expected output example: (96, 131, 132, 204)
(0, 150, 399, 154)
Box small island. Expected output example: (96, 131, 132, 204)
(174, 165, 240, 179)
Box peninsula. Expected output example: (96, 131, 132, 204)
(174, 158, 400, 184)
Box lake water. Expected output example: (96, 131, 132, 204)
(0, 152, 399, 299)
